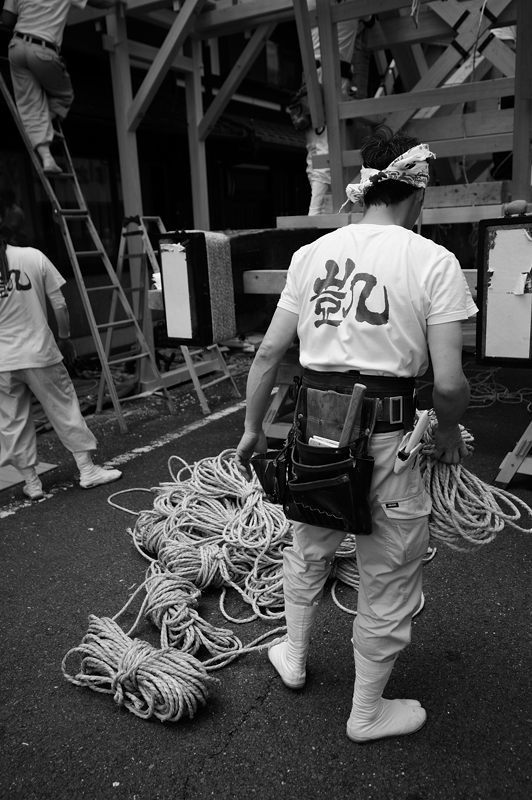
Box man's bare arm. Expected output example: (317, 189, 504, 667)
(427, 320, 470, 463)
(235, 307, 298, 477)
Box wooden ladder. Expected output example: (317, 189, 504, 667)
(0, 73, 175, 433)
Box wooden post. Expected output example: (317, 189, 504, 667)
(105, 7, 156, 390)
(316, 0, 345, 212)
(105, 7, 143, 218)
(185, 39, 210, 229)
(511, 0, 532, 201)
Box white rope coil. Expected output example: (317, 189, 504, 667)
(65, 430, 532, 722)
(62, 615, 214, 723)
(420, 413, 532, 551)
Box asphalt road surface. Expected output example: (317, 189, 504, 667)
(1, 364, 531, 800)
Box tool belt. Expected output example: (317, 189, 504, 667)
(252, 370, 417, 535)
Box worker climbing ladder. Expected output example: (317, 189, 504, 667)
(0, 72, 175, 433)
(112, 215, 241, 415)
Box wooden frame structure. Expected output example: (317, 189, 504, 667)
(69, 0, 530, 230)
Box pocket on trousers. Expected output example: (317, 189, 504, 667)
(380, 489, 431, 564)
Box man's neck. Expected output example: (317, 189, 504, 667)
(359, 204, 404, 226)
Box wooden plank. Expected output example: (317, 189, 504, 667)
(512, 0, 532, 200)
(405, 108, 514, 141)
(480, 35, 516, 77)
(333, 0, 433, 21)
(293, 0, 325, 129)
(276, 213, 359, 228)
(323, 131, 514, 169)
(198, 23, 275, 141)
(365, 8, 454, 50)
(243, 270, 288, 294)
(276, 202, 505, 228)
(424, 181, 508, 207)
(102, 36, 194, 74)
(185, 40, 210, 229)
(193, 0, 295, 38)
(127, 0, 207, 132)
(339, 77, 514, 118)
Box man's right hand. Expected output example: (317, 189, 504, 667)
(432, 424, 469, 464)
(58, 337, 77, 371)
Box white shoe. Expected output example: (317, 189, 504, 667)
(79, 465, 122, 489)
(23, 475, 44, 500)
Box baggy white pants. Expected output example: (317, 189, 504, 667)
(0, 364, 97, 469)
(283, 430, 431, 662)
(8, 37, 74, 149)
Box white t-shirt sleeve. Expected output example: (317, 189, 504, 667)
(277, 248, 304, 316)
(40, 252, 66, 297)
(425, 252, 478, 325)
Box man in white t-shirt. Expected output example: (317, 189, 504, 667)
(1, 1, 116, 173)
(235, 128, 477, 743)
(0, 235, 122, 499)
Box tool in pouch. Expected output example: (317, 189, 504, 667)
(393, 409, 430, 474)
(252, 381, 375, 535)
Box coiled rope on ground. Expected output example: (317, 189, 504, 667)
(64, 426, 532, 722)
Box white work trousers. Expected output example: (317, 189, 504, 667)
(305, 127, 332, 215)
(0, 364, 97, 470)
(8, 37, 74, 149)
(282, 430, 431, 662)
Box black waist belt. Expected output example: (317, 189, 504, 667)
(315, 59, 352, 80)
(302, 368, 416, 431)
(14, 32, 59, 52)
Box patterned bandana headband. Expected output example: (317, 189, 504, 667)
(344, 143, 436, 206)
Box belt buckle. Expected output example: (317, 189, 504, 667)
(389, 395, 403, 425)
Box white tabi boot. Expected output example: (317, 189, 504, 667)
(268, 601, 318, 689)
(346, 650, 426, 743)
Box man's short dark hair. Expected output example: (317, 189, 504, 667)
(360, 126, 422, 207)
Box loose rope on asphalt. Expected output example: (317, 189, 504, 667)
(63, 450, 290, 721)
(463, 363, 532, 411)
(64, 425, 532, 722)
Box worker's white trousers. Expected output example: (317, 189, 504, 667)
(8, 37, 74, 149)
(0, 364, 97, 470)
(305, 127, 332, 215)
(283, 430, 431, 662)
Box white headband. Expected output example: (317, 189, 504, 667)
(344, 143, 436, 206)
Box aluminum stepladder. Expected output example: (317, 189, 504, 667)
(0, 72, 175, 433)
(111, 216, 241, 415)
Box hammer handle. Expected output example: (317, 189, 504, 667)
(339, 383, 366, 447)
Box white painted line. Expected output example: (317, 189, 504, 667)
(0, 401, 246, 519)
(106, 401, 246, 466)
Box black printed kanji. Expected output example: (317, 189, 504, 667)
(311, 258, 389, 327)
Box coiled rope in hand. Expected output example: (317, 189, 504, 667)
(420, 413, 532, 551)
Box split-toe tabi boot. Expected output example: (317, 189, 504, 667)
(346, 650, 426, 743)
(22, 472, 44, 500)
(79, 464, 122, 489)
(268, 601, 318, 689)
